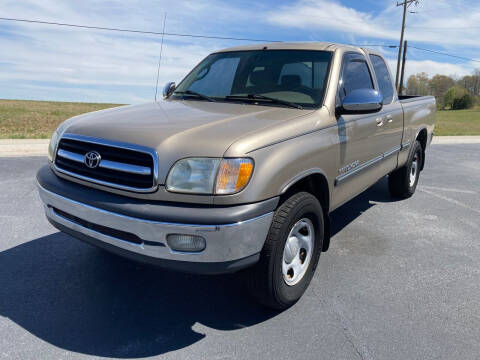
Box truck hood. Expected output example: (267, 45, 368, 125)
(64, 99, 314, 159)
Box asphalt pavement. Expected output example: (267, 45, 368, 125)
(0, 144, 479, 360)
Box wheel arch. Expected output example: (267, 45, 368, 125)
(415, 127, 428, 171)
(279, 170, 332, 252)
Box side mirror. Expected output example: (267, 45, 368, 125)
(341, 89, 383, 114)
(162, 82, 176, 98)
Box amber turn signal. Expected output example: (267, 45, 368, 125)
(215, 158, 254, 194)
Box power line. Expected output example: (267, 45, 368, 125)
(0, 16, 397, 48)
(0, 17, 281, 43)
(408, 45, 480, 63)
(0, 16, 405, 38)
(409, 5, 455, 13)
(0, 16, 477, 66)
(408, 25, 480, 29)
(411, 2, 480, 14)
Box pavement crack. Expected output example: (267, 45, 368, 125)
(311, 288, 374, 360)
(331, 300, 374, 360)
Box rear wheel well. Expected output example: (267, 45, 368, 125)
(280, 174, 331, 252)
(416, 128, 428, 171)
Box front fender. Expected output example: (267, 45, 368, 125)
(213, 125, 339, 207)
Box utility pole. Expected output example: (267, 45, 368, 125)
(395, 0, 418, 91)
(399, 40, 408, 95)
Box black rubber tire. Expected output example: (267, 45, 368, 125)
(246, 192, 324, 310)
(388, 140, 423, 199)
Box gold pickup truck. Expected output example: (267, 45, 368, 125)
(37, 42, 436, 309)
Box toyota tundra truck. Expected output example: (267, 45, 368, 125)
(37, 42, 436, 309)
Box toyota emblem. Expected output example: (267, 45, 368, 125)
(84, 151, 101, 169)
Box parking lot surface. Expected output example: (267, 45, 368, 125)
(0, 144, 479, 360)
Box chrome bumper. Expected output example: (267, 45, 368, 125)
(38, 183, 273, 265)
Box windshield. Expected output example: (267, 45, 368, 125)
(172, 50, 333, 108)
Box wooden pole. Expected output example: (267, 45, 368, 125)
(399, 40, 408, 95)
(395, 1, 408, 91)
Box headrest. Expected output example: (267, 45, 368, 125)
(281, 75, 302, 88)
(250, 70, 275, 86)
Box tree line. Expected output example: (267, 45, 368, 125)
(404, 69, 480, 110)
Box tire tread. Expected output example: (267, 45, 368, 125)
(247, 192, 322, 309)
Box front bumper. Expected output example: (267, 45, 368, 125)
(37, 167, 276, 274)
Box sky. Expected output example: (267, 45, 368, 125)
(0, 0, 479, 104)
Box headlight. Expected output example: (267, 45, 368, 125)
(48, 130, 60, 162)
(166, 157, 254, 195)
(48, 121, 69, 161)
(166, 158, 220, 194)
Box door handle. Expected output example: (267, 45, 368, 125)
(386, 114, 393, 123)
(376, 117, 384, 127)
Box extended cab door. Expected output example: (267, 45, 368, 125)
(332, 51, 396, 208)
(368, 53, 404, 172)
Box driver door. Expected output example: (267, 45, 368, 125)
(333, 52, 387, 207)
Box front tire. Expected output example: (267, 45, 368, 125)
(247, 192, 324, 310)
(388, 140, 423, 199)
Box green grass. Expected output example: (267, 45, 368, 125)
(0, 99, 123, 139)
(435, 108, 480, 136)
(1, 99, 479, 138)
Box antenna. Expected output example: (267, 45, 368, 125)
(154, 12, 167, 101)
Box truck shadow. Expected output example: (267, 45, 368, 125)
(0, 178, 397, 358)
(0, 233, 276, 358)
(330, 177, 399, 237)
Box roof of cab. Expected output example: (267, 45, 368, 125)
(214, 41, 366, 53)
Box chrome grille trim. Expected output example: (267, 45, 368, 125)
(54, 133, 159, 193)
(99, 159, 152, 176)
(57, 149, 84, 163)
(57, 149, 152, 176)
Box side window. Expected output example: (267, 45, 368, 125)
(189, 57, 240, 96)
(339, 53, 374, 102)
(369, 54, 394, 104)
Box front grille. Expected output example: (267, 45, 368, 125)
(52, 207, 143, 245)
(54, 136, 156, 191)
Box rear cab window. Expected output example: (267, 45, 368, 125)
(369, 54, 394, 104)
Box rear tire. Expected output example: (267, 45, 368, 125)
(388, 140, 423, 199)
(246, 192, 324, 310)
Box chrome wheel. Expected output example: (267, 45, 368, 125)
(409, 153, 418, 187)
(282, 218, 314, 286)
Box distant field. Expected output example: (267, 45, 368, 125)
(1, 99, 479, 138)
(435, 108, 480, 136)
(0, 99, 122, 139)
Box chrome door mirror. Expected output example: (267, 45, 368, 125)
(341, 89, 382, 113)
(162, 82, 176, 98)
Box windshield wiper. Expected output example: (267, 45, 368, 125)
(174, 90, 216, 102)
(226, 94, 303, 109)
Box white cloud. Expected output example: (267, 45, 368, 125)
(0, 0, 236, 103)
(0, 0, 270, 103)
(267, 0, 480, 47)
(0, 0, 478, 103)
(267, 0, 399, 40)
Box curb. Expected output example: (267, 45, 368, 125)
(0, 136, 479, 157)
(0, 139, 49, 157)
(432, 136, 480, 144)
